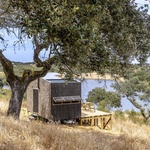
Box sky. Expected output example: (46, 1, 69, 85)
(0, 0, 150, 63)
(0, 30, 34, 62)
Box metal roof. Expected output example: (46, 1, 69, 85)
(42, 72, 62, 80)
(42, 72, 80, 83)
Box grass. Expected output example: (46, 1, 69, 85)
(0, 89, 11, 101)
(0, 98, 150, 150)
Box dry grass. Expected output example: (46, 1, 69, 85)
(112, 117, 150, 140)
(0, 99, 150, 150)
(0, 72, 4, 75)
(61, 72, 124, 81)
(79, 72, 124, 81)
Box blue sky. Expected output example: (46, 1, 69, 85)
(0, 0, 149, 63)
(0, 30, 34, 62)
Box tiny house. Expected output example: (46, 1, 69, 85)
(27, 73, 82, 121)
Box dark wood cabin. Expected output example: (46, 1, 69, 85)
(27, 73, 82, 121)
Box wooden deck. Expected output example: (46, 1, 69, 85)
(79, 109, 112, 130)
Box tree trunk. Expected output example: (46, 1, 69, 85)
(0, 50, 50, 119)
(7, 81, 27, 119)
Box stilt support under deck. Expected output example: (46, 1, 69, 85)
(80, 110, 112, 130)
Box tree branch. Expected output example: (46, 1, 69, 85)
(33, 35, 58, 69)
(0, 50, 15, 82)
(29, 67, 49, 82)
(127, 96, 142, 109)
(140, 109, 150, 121)
(33, 35, 50, 67)
(128, 96, 150, 121)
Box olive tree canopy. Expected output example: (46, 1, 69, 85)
(9, 0, 150, 77)
(86, 87, 121, 111)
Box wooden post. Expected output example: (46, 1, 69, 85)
(80, 118, 82, 126)
(103, 117, 105, 129)
(110, 115, 112, 130)
(101, 116, 103, 129)
(91, 117, 94, 126)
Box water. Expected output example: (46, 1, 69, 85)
(3, 81, 149, 112)
(81, 80, 150, 112)
(3, 85, 10, 90)
(81, 80, 115, 101)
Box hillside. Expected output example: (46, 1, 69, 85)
(0, 62, 124, 80)
(0, 98, 150, 150)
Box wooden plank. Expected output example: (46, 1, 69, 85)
(103, 116, 111, 129)
(80, 110, 112, 130)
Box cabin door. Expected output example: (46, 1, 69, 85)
(33, 89, 39, 113)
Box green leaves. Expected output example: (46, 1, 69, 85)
(113, 67, 150, 121)
(86, 87, 121, 111)
(8, 0, 150, 77)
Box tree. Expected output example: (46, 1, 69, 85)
(113, 68, 150, 121)
(86, 87, 121, 111)
(0, 78, 3, 88)
(0, 0, 150, 118)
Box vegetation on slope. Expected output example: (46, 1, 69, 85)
(0, 97, 150, 150)
(0, 62, 58, 87)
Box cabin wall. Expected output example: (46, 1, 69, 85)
(52, 104, 81, 121)
(27, 79, 82, 121)
(51, 82, 81, 97)
(27, 80, 38, 113)
(27, 78, 52, 120)
(51, 82, 81, 120)
(38, 78, 52, 120)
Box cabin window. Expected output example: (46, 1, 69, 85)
(53, 96, 81, 105)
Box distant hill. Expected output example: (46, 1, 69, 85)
(0, 62, 58, 76)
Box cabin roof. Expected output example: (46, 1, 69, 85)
(42, 72, 62, 80)
(42, 72, 80, 83)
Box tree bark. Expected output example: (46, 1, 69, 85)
(0, 45, 54, 119)
(6, 68, 49, 118)
(7, 81, 27, 118)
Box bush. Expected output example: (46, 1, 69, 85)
(114, 110, 126, 120)
(86, 87, 121, 112)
